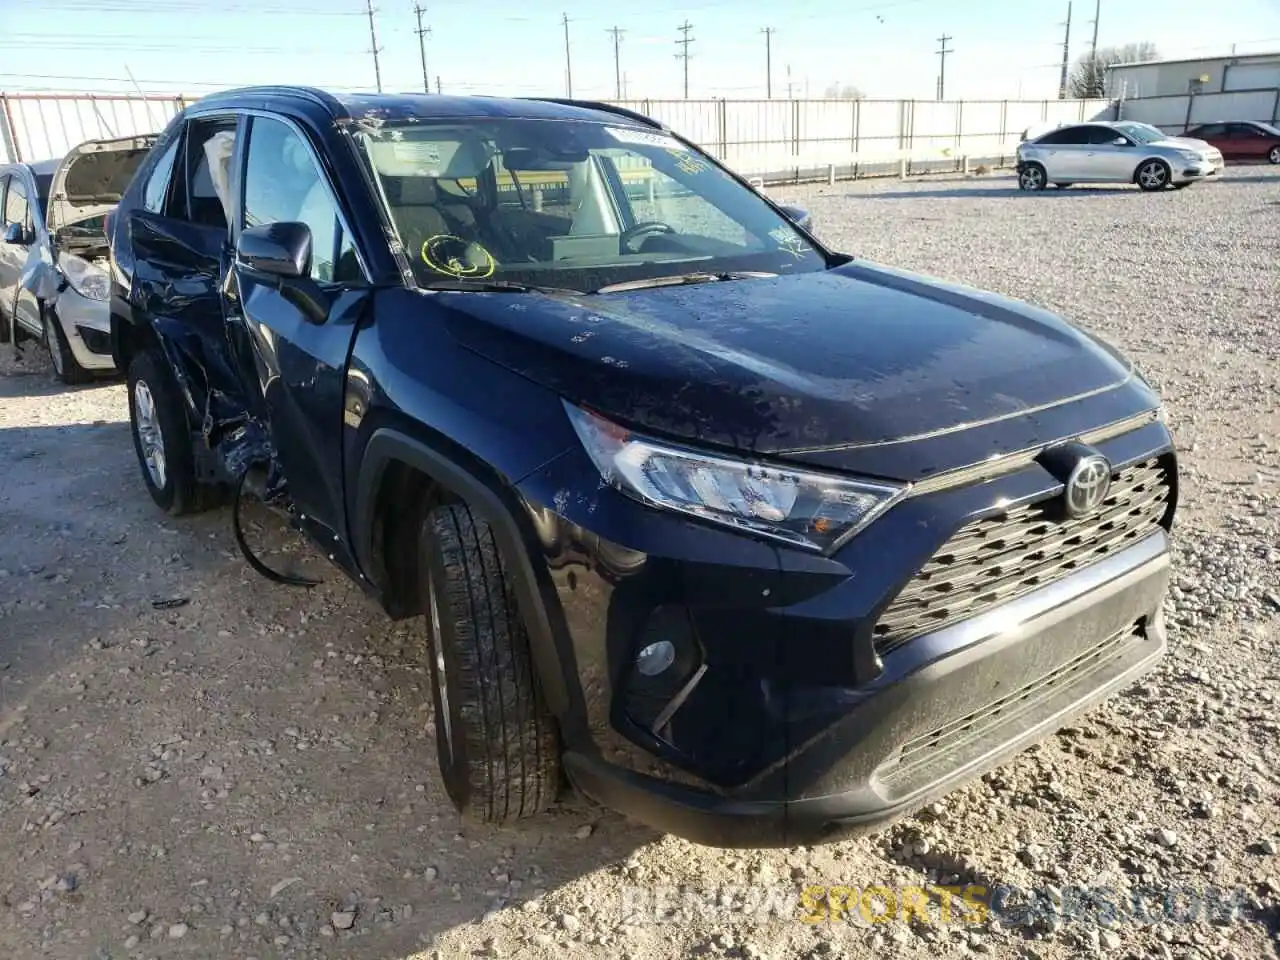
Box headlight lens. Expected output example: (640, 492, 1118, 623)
(58, 253, 109, 301)
(1175, 149, 1202, 162)
(565, 402, 904, 552)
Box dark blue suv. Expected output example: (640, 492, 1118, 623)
(106, 87, 1176, 846)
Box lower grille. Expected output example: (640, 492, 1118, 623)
(873, 457, 1170, 654)
(880, 619, 1143, 785)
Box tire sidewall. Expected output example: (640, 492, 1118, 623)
(420, 523, 477, 812)
(1269, 145, 1280, 164)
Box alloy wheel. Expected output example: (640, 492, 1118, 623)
(133, 379, 167, 490)
(1019, 167, 1044, 191)
(1270, 146, 1280, 165)
(1138, 161, 1168, 189)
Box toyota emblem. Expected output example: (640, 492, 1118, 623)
(1064, 455, 1112, 518)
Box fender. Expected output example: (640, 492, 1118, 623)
(353, 427, 587, 734)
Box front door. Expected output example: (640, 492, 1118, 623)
(1228, 123, 1271, 161)
(227, 113, 367, 545)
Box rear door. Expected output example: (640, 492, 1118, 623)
(227, 112, 367, 544)
(1032, 126, 1090, 180)
(127, 115, 248, 429)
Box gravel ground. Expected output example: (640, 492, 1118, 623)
(1, 167, 1278, 960)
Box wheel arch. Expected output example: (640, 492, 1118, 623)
(353, 424, 575, 721)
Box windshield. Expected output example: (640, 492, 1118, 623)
(354, 118, 827, 293)
(1256, 122, 1280, 137)
(1114, 122, 1167, 144)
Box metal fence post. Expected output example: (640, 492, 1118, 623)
(998, 100, 1008, 168)
(0, 95, 20, 162)
(852, 98, 861, 180)
(956, 99, 964, 172)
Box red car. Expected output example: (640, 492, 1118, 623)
(1182, 121, 1280, 164)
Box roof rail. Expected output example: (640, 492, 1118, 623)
(524, 98, 665, 130)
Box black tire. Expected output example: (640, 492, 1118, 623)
(126, 348, 220, 515)
(44, 309, 93, 385)
(1135, 158, 1171, 192)
(1018, 163, 1047, 191)
(419, 502, 560, 823)
(1268, 145, 1280, 165)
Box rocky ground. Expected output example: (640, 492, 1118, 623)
(1, 167, 1278, 960)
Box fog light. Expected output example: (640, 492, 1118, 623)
(635, 640, 676, 677)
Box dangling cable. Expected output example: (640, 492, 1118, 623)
(232, 470, 322, 588)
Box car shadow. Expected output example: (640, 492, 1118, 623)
(0, 415, 663, 958)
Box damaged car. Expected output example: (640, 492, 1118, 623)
(107, 87, 1177, 847)
(0, 135, 155, 382)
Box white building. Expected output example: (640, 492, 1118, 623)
(1107, 51, 1280, 99)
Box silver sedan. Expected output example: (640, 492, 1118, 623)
(1016, 121, 1222, 192)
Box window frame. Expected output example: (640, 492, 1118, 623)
(141, 133, 182, 215)
(232, 109, 370, 286)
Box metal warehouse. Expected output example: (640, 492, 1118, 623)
(1108, 51, 1280, 98)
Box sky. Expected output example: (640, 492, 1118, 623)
(1, 0, 1279, 102)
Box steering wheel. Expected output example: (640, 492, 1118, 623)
(621, 220, 675, 253)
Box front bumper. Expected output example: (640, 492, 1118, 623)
(563, 533, 1169, 846)
(1172, 159, 1219, 183)
(53, 288, 117, 372)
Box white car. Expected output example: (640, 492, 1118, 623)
(0, 135, 155, 382)
(1016, 121, 1222, 192)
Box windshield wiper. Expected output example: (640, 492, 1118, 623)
(420, 278, 580, 295)
(593, 271, 776, 294)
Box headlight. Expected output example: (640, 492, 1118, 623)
(565, 402, 905, 552)
(1175, 149, 1202, 162)
(58, 253, 109, 302)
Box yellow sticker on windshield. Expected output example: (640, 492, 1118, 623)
(666, 148, 710, 175)
(420, 235, 496, 279)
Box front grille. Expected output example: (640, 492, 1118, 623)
(879, 620, 1143, 785)
(873, 458, 1170, 654)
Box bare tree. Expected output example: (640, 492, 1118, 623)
(1068, 41, 1158, 98)
(822, 83, 865, 99)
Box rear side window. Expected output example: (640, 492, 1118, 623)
(142, 136, 181, 214)
(166, 117, 237, 229)
(241, 115, 360, 284)
(4, 176, 29, 228)
(1036, 127, 1087, 145)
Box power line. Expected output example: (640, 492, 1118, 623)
(1059, 0, 1072, 99)
(675, 19, 695, 99)
(935, 33, 953, 100)
(761, 26, 776, 99)
(562, 12, 573, 98)
(365, 0, 382, 93)
(413, 3, 432, 94)
(607, 26, 625, 100)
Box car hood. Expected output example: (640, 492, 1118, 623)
(435, 262, 1136, 473)
(1152, 136, 1213, 154)
(48, 134, 157, 233)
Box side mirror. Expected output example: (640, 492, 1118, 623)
(778, 205, 812, 230)
(236, 221, 311, 279)
(3, 222, 27, 245)
(1112, 137, 1130, 146)
(236, 221, 329, 325)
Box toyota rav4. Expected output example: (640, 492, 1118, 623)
(106, 87, 1177, 846)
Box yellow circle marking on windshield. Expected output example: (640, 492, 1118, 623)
(420, 234, 496, 279)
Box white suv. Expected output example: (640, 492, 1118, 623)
(1016, 121, 1222, 192)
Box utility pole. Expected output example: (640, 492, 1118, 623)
(607, 26, 625, 100)
(413, 3, 432, 94)
(1088, 0, 1102, 96)
(1058, 0, 1072, 99)
(562, 13, 573, 98)
(761, 26, 776, 99)
(935, 34, 953, 100)
(365, 0, 382, 93)
(675, 20, 694, 98)
(436, 75, 441, 94)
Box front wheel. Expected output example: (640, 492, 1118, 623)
(1136, 159, 1171, 192)
(1269, 145, 1280, 165)
(419, 502, 560, 824)
(44, 310, 93, 385)
(1018, 164, 1047, 191)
